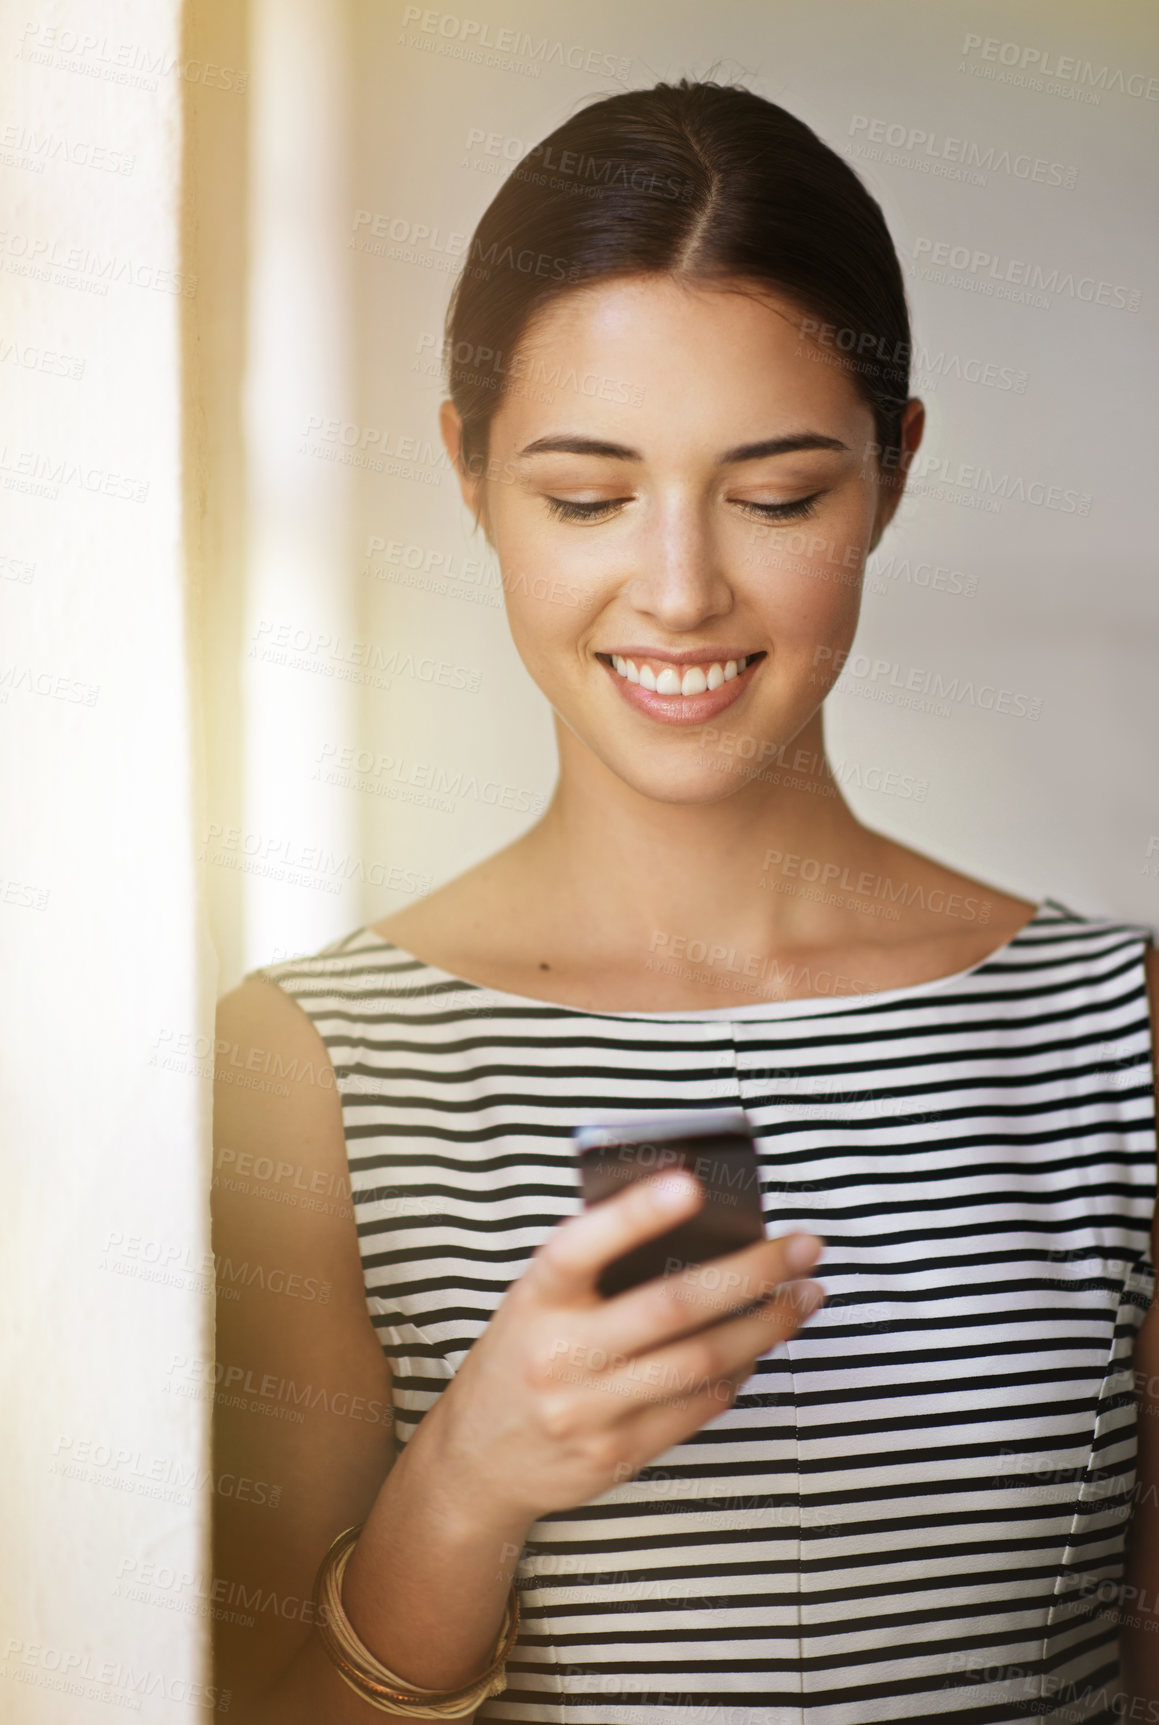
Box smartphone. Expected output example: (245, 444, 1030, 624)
(573, 1107, 766, 1298)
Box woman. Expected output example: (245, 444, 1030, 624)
(212, 79, 1158, 1721)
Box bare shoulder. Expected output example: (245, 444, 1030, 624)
(211, 975, 395, 1697)
(369, 838, 533, 973)
(864, 834, 1039, 951)
(213, 976, 362, 1264)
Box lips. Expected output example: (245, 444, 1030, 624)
(596, 650, 766, 725)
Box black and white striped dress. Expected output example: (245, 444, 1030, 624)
(252, 895, 1156, 1723)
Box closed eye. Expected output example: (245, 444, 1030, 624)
(543, 492, 825, 524)
(544, 497, 626, 521)
(736, 493, 823, 522)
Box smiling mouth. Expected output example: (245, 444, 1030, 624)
(595, 650, 767, 697)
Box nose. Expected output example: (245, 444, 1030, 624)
(621, 495, 734, 634)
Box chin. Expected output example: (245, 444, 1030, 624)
(594, 747, 761, 806)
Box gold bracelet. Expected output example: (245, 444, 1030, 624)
(312, 1524, 522, 1718)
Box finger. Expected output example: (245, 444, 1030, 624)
(607, 1372, 753, 1472)
(527, 1169, 704, 1305)
(609, 1279, 826, 1411)
(550, 1279, 825, 1416)
(588, 1230, 825, 1358)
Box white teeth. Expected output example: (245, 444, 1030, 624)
(606, 653, 758, 696)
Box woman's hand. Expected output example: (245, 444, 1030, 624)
(414, 1170, 825, 1529)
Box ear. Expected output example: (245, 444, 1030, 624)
(439, 399, 491, 541)
(868, 397, 925, 555)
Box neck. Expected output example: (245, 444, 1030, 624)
(521, 708, 890, 963)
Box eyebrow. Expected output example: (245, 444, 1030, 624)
(514, 432, 850, 462)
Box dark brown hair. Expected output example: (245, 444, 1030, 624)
(442, 78, 913, 479)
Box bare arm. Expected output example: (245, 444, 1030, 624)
(211, 977, 528, 1723)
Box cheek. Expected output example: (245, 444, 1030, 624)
(503, 586, 574, 668)
(739, 501, 868, 643)
(490, 506, 607, 665)
(741, 545, 862, 648)
(496, 549, 595, 682)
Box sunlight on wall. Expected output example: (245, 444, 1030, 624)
(240, 0, 361, 973)
(0, 1, 213, 1716)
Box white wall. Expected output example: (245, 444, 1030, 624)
(0, 2, 212, 1716)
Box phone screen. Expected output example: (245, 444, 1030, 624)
(573, 1108, 766, 1298)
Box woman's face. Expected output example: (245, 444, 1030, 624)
(443, 273, 922, 804)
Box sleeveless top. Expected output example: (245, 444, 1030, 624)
(251, 895, 1157, 1724)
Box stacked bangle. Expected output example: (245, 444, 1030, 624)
(312, 1524, 522, 1718)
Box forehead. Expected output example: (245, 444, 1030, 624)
(488, 273, 873, 453)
